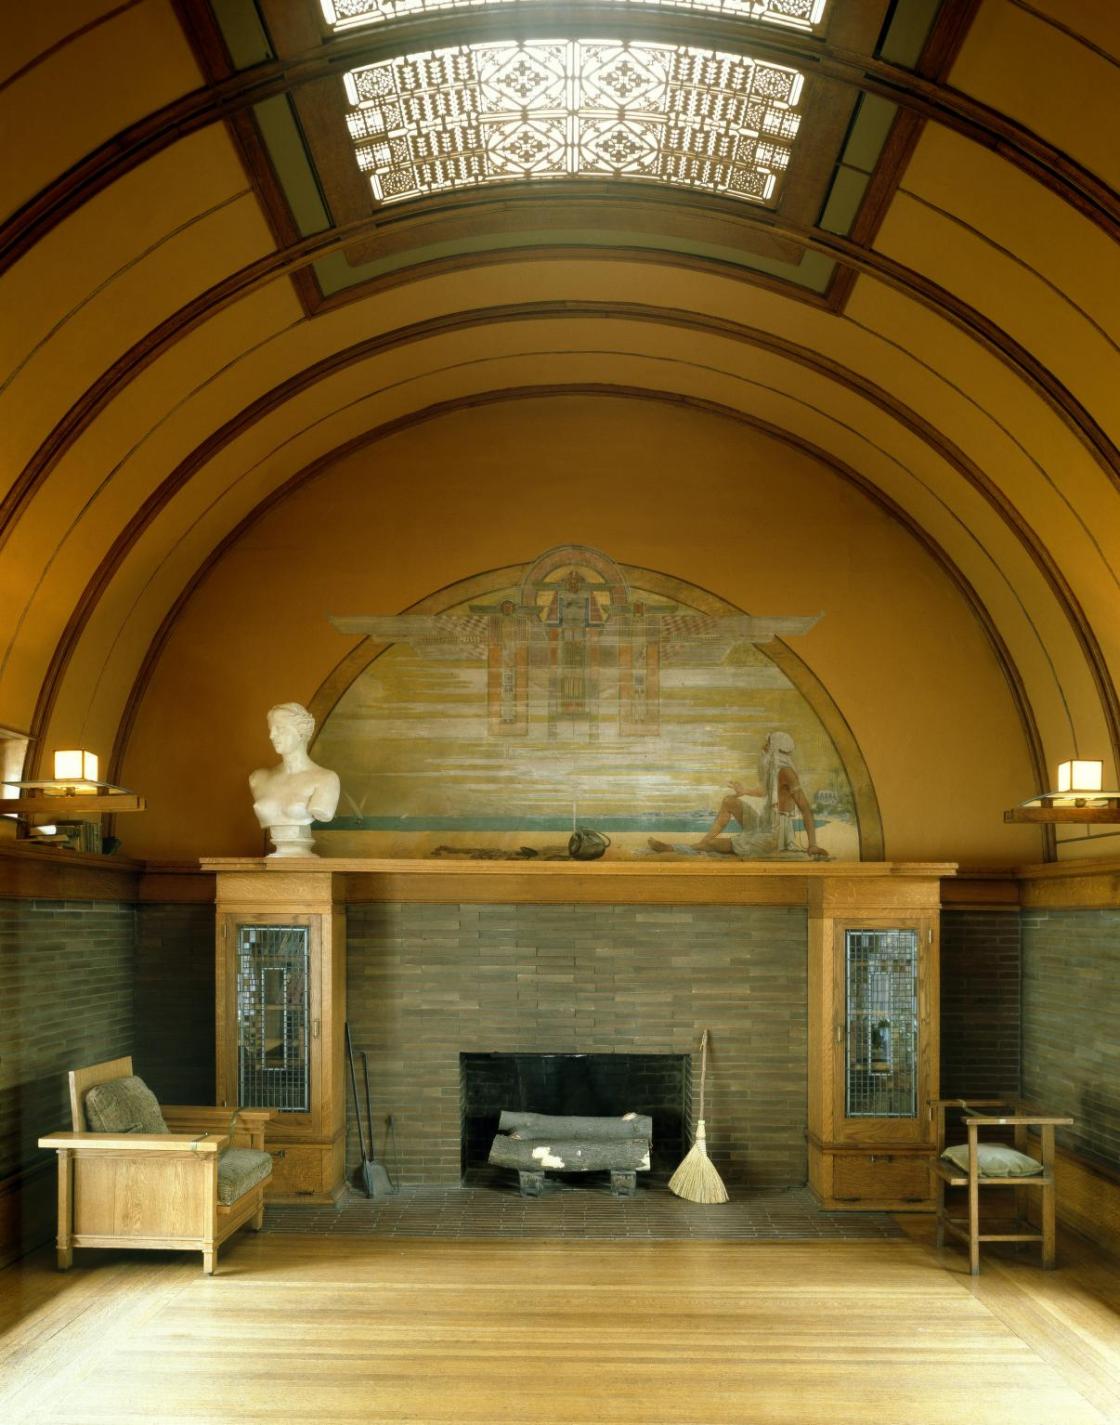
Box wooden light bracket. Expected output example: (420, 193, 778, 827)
(2, 780, 146, 815)
(1004, 794, 1120, 824)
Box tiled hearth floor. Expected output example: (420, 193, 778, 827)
(261, 1175, 904, 1241)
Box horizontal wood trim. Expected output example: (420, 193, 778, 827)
(137, 867, 216, 903)
(940, 876, 1020, 909)
(1017, 861, 1120, 909)
(0, 843, 140, 901)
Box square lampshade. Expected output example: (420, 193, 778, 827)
(53, 749, 99, 783)
(1056, 759, 1103, 794)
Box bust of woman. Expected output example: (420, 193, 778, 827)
(249, 702, 340, 858)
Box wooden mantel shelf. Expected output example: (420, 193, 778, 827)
(199, 857, 957, 907)
(198, 857, 957, 877)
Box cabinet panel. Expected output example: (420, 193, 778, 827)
(831, 1152, 931, 1204)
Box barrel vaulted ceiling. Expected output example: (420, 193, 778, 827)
(0, 0, 1117, 863)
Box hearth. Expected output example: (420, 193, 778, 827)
(460, 1052, 689, 1179)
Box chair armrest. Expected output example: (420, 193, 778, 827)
(38, 1132, 228, 1152)
(930, 1098, 1011, 1110)
(162, 1107, 271, 1150)
(962, 1113, 1074, 1126)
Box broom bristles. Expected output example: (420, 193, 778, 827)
(668, 1119, 729, 1204)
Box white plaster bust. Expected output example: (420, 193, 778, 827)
(250, 702, 340, 858)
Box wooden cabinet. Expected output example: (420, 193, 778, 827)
(808, 877, 940, 1211)
(214, 870, 346, 1203)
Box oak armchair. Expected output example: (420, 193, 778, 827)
(38, 1056, 273, 1275)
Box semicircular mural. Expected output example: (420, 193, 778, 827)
(312, 545, 880, 860)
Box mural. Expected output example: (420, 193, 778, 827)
(315, 545, 864, 860)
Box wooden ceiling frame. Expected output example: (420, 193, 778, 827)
(19, 291, 1096, 784)
(3, 0, 1114, 282)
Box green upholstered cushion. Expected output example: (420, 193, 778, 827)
(217, 1148, 272, 1205)
(941, 1143, 1044, 1177)
(84, 1077, 168, 1135)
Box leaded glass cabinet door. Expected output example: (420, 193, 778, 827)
(834, 918, 933, 1146)
(237, 925, 312, 1115)
(218, 912, 323, 1139)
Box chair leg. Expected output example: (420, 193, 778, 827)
(252, 1196, 265, 1231)
(1041, 1182, 1056, 1269)
(968, 1172, 981, 1276)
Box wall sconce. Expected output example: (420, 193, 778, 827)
(51, 748, 100, 790)
(1004, 756, 1120, 824)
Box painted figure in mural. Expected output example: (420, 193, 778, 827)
(650, 731, 828, 860)
(250, 702, 341, 858)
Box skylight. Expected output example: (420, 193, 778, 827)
(323, 0, 828, 33)
(342, 40, 805, 206)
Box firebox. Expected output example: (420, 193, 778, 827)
(460, 1052, 690, 1180)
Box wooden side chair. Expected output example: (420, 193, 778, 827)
(38, 1056, 273, 1275)
(930, 1097, 1073, 1275)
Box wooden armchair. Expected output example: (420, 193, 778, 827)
(930, 1097, 1073, 1275)
(38, 1057, 272, 1275)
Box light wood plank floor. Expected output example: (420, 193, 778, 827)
(2, 1224, 1120, 1424)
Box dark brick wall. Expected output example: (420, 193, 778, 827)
(347, 902, 808, 1187)
(0, 898, 135, 1180)
(940, 909, 1021, 1098)
(1021, 907, 1120, 1168)
(134, 903, 216, 1106)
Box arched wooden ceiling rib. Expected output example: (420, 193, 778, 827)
(105, 382, 1049, 852)
(4, 187, 1117, 564)
(26, 310, 1102, 800)
(2, 1, 1116, 276)
(26, 266, 1105, 763)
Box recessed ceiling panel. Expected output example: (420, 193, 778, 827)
(343, 40, 805, 205)
(322, 0, 827, 33)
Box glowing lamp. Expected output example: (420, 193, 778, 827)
(1056, 759, 1103, 795)
(52, 749, 99, 787)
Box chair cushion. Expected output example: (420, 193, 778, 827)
(941, 1143, 1044, 1177)
(217, 1148, 272, 1205)
(84, 1076, 168, 1135)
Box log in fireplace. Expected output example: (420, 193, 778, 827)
(460, 1052, 689, 1180)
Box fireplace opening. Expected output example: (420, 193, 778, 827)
(460, 1052, 690, 1182)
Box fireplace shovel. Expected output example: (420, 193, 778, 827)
(346, 1023, 395, 1197)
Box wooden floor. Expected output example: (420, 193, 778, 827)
(3, 1222, 1120, 1424)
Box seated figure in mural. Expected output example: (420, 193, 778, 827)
(250, 702, 341, 858)
(650, 731, 828, 860)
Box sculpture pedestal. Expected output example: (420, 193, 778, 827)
(267, 825, 318, 858)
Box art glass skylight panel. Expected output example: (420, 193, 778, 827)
(343, 40, 805, 205)
(323, 0, 827, 33)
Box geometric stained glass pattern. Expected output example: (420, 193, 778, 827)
(343, 40, 805, 205)
(324, 0, 827, 34)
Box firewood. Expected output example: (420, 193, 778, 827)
(498, 1111, 652, 1140)
(488, 1137, 651, 1172)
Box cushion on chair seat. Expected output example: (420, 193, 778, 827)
(84, 1076, 168, 1134)
(941, 1143, 1044, 1177)
(217, 1148, 272, 1205)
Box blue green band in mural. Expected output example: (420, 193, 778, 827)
(314, 545, 869, 861)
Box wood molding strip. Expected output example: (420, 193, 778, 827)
(0, 7, 1116, 279)
(104, 382, 1050, 869)
(3, 193, 1117, 569)
(11, 297, 1098, 780)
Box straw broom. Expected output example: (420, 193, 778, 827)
(669, 1029, 729, 1204)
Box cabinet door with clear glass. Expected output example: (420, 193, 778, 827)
(836, 921, 930, 1142)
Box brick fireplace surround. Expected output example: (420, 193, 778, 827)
(347, 901, 809, 1188)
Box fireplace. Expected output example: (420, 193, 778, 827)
(460, 1052, 690, 1180)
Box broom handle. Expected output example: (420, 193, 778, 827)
(698, 1029, 709, 1121)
